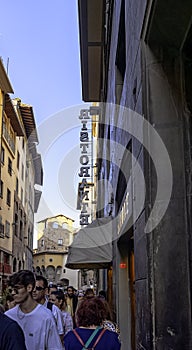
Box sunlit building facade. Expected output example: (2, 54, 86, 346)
(0, 59, 43, 296)
(33, 214, 78, 289)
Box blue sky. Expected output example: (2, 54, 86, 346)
(0, 1, 83, 119)
(0, 1, 89, 240)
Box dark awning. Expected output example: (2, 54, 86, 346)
(65, 217, 113, 269)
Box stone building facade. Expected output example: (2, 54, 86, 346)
(33, 214, 78, 289)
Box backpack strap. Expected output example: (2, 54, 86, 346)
(73, 327, 102, 349)
(47, 301, 53, 312)
(73, 329, 85, 347)
(92, 328, 106, 348)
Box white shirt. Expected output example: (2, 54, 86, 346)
(5, 304, 63, 350)
(44, 300, 64, 336)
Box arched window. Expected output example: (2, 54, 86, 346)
(46, 265, 55, 281)
(52, 222, 58, 229)
(62, 222, 68, 229)
(36, 266, 41, 275)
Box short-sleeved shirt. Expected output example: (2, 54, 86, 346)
(0, 313, 27, 350)
(5, 304, 63, 350)
(64, 328, 121, 350)
(61, 311, 73, 335)
(44, 300, 64, 335)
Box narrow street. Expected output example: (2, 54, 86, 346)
(0, 1, 192, 349)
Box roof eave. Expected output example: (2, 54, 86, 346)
(0, 59, 14, 94)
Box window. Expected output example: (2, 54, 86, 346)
(21, 188, 23, 204)
(9, 127, 15, 154)
(16, 177, 19, 194)
(0, 181, 3, 198)
(5, 221, 10, 238)
(8, 157, 12, 175)
(7, 189, 11, 206)
(1, 147, 4, 164)
(58, 239, 63, 246)
(41, 239, 44, 247)
(0, 215, 4, 238)
(62, 222, 68, 229)
(19, 220, 23, 240)
(21, 164, 24, 180)
(17, 151, 20, 169)
(2, 115, 6, 138)
(4, 252, 9, 264)
(52, 222, 58, 229)
(13, 258, 17, 272)
(14, 213, 18, 236)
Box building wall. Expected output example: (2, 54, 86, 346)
(33, 214, 78, 288)
(0, 100, 21, 292)
(1, 113, 17, 253)
(101, 0, 192, 349)
(24, 145, 35, 270)
(37, 214, 74, 241)
(0, 89, 13, 293)
(0, 61, 42, 296)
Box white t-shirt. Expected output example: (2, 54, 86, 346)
(5, 304, 63, 350)
(44, 300, 64, 335)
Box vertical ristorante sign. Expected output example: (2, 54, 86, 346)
(78, 108, 92, 226)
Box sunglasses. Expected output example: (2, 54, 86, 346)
(35, 286, 45, 291)
(8, 285, 24, 294)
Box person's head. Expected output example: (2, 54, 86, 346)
(32, 275, 48, 304)
(8, 270, 35, 304)
(98, 290, 107, 300)
(48, 283, 57, 296)
(77, 290, 84, 300)
(67, 286, 75, 297)
(101, 299, 113, 320)
(76, 296, 107, 327)
(49, 290, 67, 310)
(84, 288, 95, 297)
(5, 294, 16, 310)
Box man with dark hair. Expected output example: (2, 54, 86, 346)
(32, 275, 64, 342)
(66, 286, 78, 327)
(0, 313, 27, 350)
(5, 270, 63, 350)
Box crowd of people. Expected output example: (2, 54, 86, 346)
(0, 269, 121, 349)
